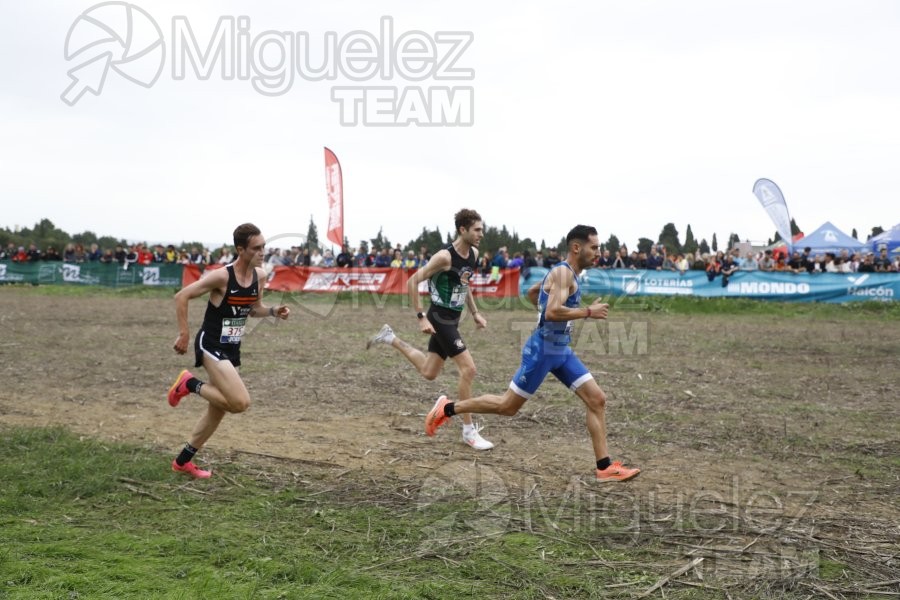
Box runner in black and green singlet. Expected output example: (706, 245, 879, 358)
(366, 209, 495, 450)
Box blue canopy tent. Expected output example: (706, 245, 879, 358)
(868, 224, 900, 254)
(795, 221, 866, 255)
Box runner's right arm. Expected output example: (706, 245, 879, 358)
(407, 249, 451, 335)
(172, 268, 228, 354)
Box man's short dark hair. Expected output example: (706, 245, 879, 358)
(565, 225, 598, 248)
(454, 209, 482, 233)
(233, 223, 261, 250)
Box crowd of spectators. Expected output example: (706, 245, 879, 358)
(262, 244, 434, 270)
(4, 239, 898, 279)
(0, 241, 219, 267)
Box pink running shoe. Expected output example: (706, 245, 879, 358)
(596, 461, 641, 483)
(171, 459, 211, 479)
(425, 395, 452, 437)
(167, 369, 193, 407)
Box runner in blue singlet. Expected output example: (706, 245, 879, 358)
(423, 225, 641, 483)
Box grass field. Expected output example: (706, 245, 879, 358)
(0, 286, 898, 599)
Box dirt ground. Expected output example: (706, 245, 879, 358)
(1, 289, 898, 593)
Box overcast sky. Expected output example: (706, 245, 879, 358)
(2, 1, 898, 251)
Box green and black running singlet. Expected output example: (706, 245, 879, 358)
(428, 243, 476, 312)
(200, 264, 259, 345)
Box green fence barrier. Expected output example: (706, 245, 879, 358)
(0, 261, 184, 288)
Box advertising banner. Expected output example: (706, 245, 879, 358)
(521, 268, 900, 303)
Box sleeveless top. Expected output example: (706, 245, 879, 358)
(201, 264, 259, 345)
(536, 262, 581, 344)
(429, 243, 477, 312)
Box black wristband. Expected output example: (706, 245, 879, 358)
(417, 311, 425, 319)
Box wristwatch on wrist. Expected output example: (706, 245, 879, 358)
(416, 311, 425, 319)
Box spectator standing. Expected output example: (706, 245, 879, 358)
(758, 250, 775, 271)
(390, 249, 403, 268)
(123, 245, 139, 269)
(611, 247, 630, 269)
(857, 253, 876, 273)
(419, 245, 431, 265)
(522, 250, 538, 279)
(720, 255, 739, 287)
(310, 248, 323, 266)
(354, 246, 368, 267)
(479, 250, 492, 275)
(44, 246, 62, 261)
(365, 247, 377, 267)
(741, 252, 758, 271)
(189, 247, 206, 265)
(27, 244, 42, 262)
(63, 243, 76, 263)
(874, 248, 890, 272)
(706, 254, 722, 281)
(1, 242, 15, 260)
(218, 246, 235, 265)
(596, 249, 612, 268)
(645, 246, 663, 270)
(138, 244, 154, 265)
(633, 251, 648, 270)
(544, 247, 562, 268)
(336, 246, 353, 268)
(87, 243, 102, 262)
(374, 248, 391, 268)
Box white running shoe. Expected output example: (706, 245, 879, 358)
(462, 424, 494, 450)
(366, 324, 395, 349)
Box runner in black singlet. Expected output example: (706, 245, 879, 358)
(366, 209, 494, 450)
(166, 223, 290, 479)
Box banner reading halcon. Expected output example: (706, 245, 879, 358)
(752, 178, 793, 250)
(324, 147, 344, 247)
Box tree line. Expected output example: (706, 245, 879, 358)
(2, 217, 888, 260)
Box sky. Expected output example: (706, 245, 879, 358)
(2, 1, 898, 252)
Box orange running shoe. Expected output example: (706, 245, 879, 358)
(172, 459, 212, 479)
(596, 461, 641, 483)
(167, 369, 193, 407)
(425, 395, 452, 436)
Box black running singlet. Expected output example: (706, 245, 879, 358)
(428, 243, 477, 312)
(200, 265, 259, 345)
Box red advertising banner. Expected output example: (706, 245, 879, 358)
(181, 263, 219, 286)
(267, 267, 520, 297)
(183, 265, 520, 298)
(324, 147, 343, 248)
